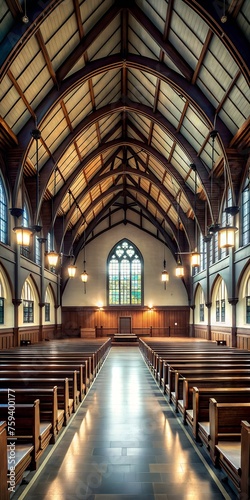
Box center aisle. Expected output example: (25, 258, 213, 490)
(18, 347, 236, 499)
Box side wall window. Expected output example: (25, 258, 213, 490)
(22, 281, 34, 323)
(0, 176, 8, 244)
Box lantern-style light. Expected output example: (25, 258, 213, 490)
(191, 251, 200, 268)
(47, 250, 59, 267)
(219, 225, 237, 249)
(68, 264, 77, 278)
(13, 226, 33, 246)
(175, 259, 184, 278)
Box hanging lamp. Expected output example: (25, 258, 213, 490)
(161, 220, 169, 288)
(190, 164, 200, 267)
(80, 220, 88, 292)
(47, 168, 59, 267)
(175, 192, 184, 278)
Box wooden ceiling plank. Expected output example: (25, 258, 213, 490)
(7, 69, 36, 119)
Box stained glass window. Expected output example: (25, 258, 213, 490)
(108, 240, 142, 305)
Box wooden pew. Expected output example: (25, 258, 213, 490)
(0, 387, 62, 443)
(0, 400, 52, 468)
(161, 358, 250, 390)
(0, 355, 91, 390)
(0, 377, 70, 425)
(178, 377, 250, 427)
(0, 421, 9, 500)
(0, 400, 44, 474)
(189, 386, 250, 440)
(209, 399, 250, 462)
(0, 369, 78, 415)
(0, 364, 85, 403)
(170, 369, 250, 412)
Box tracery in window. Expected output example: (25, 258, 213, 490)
(21, 203, 31, 258)
(108, 240, 142, 305)
(245, 277, 250, 324)
(0, 278, 4, 324)
(22, 280, 34, 323)
(242, 179, 250, 246)
(215, 279, 226, 323)
(0, 176, 8, 244)
(199, 287, 205, 322)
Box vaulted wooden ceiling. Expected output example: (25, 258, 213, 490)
(0, 0, 249, 262)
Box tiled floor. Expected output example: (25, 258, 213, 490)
(14, 347, 238, 499)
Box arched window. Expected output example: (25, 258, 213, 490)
(21, 203, 31, 258)
(216, 279, 226, 323)
(22, 280, 34, 323)
(45, 289, 51, 322)
(0, 277, 4, 324)
(108, 240, 142, 305)
(246, 277, 250, 324)
(242, 179, 250, 246)
(0, 176, 8, 244)
(199, 287, 205, 322)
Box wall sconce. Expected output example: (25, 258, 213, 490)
(218, 225, 238, 249)
(13, 226, 33, 246)
(175, 259, 184, 278)
(47, 250, 59, 267)
(218, 206, 238, 249)
(161, 263, 169, 290)
(191, 251, 200, 268)
(68, 264, 77, 278)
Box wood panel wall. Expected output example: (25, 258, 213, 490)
(62, 306, 190, 337)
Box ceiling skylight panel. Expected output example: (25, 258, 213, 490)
(152, 123, 173, 150)
(77, 124, 98, 155)
(174, 0, 209, 43)
(209, 35, 239, 78)
(218, 109, 238, 136)
(81, 0, 113, 34)
(150, 185, 160, 202)
(140, 178, 151, 192)
(65, 81, 90, 109)
(71, 173, 87, 196)
(197, 67, 224, 107)
(148, 158, 165, 181)
(225, 79, 250, 123)
(0, 1, 12, 43)
(128, 19, 160, 59)
(136, 0, 166, 32)
(88, 20, 120, 60)
(127, 70, 155, 107)
(85, 157, 102, 180)
(94, 75, 120, 108)
(40, 3, 74, 42)
(128, 116, 150, 139)
(151, 134, 172, 160)
(237, 1, 250, 39)
(50, 32, 80, 74)
(58, 146, 79, 178)
(171, 153, 190, 180)
(99, 114, 120, 138)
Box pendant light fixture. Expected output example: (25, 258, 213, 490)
(190, 164, 200, 268)
(13, 121, 42, 246)
(47, 168, 59, 267)
(175, 192, 184, 278)
(161, 219, 169, 288)
(80, 219, 88, 293)
(67, 191, 77, 278)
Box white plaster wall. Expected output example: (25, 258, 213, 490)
(62, 225, 188, 307)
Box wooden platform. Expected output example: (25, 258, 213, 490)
(113, 334, 138, 343)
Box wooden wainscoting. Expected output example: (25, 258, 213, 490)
(0, 330, 14, 350)
(62, 306, 190, 338)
